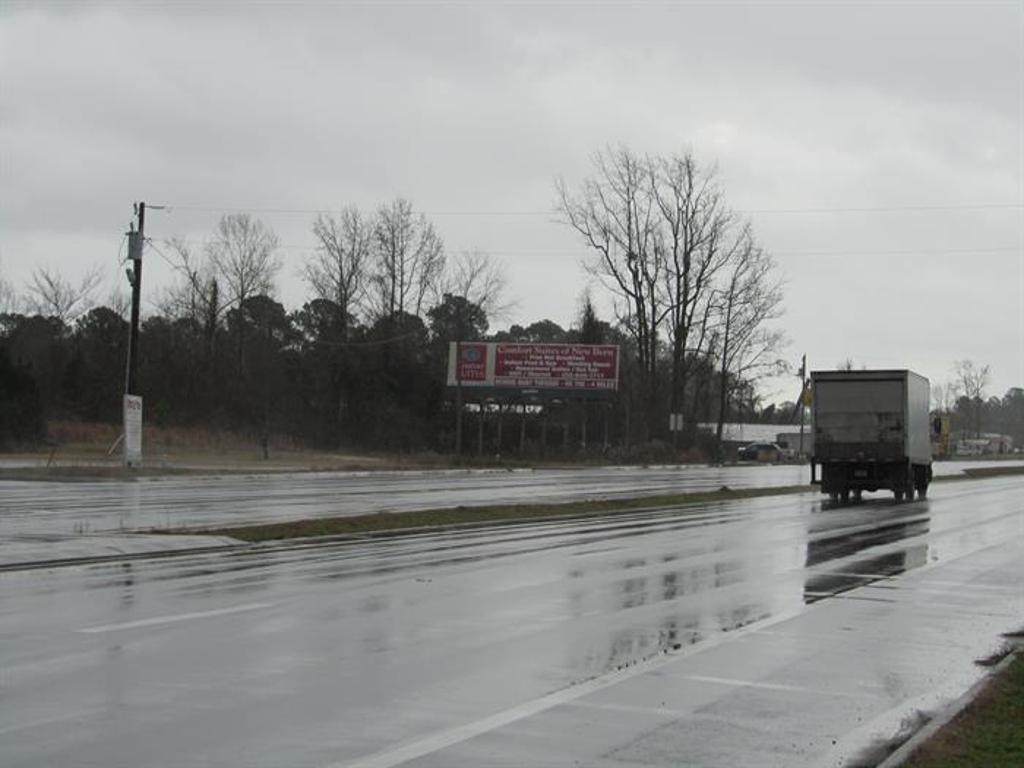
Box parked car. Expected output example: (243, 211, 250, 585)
(738, 442, 782, 462)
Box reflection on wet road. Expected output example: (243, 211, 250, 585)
(1, 476, 1021, 767)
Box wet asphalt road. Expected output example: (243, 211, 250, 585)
(2, 475, 1021, 767)
(1, 461, 1016, 537)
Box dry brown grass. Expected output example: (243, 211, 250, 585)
(44, 420, 306, 453)
(3, 421, 473, 474)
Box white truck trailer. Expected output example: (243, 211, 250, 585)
(810, 370, 932, 504)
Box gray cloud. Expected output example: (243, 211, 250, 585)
(1, 1, 1020, 397)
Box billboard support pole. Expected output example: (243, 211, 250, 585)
(541, 400, 548, 458)
(519, 403, 526, 454)
(624, 398, 631, 456)
(476, 402, 484, 456)
(454, 340, 463, 456)
(496, 404, 503, 455)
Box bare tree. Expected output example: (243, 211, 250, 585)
(370, 198, 445, 322)
(556, 146, 664, 439)
(712, 231, 787, 451)
(206, 214, 281, 370)
(305, 207, 372, 337)
(954, 360, 991, 437)
(0, 261, 17, 314)
(158, 238, 212, 319)
(24, 265, 103, 323)
(104, 288, 131, 320)
(157, 237, 224, 361)
(207, 214, 281, 308)
(651, 152, 733, 442)
(443, 250, 513, 320)
(931, 380, 958, 414)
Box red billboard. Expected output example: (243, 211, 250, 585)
(448, 342, 619, 394)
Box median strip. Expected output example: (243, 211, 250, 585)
(158, 484, 815, 542)
(142, 464, 1022, 544)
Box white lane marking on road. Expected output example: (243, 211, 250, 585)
(0, 707, 107, 736)
(571, 700, 690, 718)
(684, 674, 811, 693)
(77, 602, 274, 634)
(328, 606, 809, 768)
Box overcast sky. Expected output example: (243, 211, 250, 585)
(2, 1, 1021, 401)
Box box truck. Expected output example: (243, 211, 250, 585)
(810, 370, 932, 504)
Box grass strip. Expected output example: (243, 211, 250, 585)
(164, 484, 814, 542)
(960, 465, 1024, 479)
(154, 465, 1024, 543)
(901, 651, 1024, 768)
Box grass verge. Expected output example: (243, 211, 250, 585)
(900, 650, 1023, 768)
(161, 484, 814, 542)
(960, 465, 1024, 479)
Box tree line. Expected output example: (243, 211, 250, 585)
(930, 361, 1022, 447)
(2, 147, 796, 457)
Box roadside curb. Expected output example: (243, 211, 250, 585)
(875, 646, 1021, 768)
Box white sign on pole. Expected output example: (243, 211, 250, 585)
(123, 394, 143, 466)
(669, 413, 684, 432)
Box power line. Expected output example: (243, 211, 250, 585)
(144, 238, 186, 274)
(152, 238, 1020, 260)
(115, 233, 129, 266)
(160, 204, 557, 217)
(774, 246, 1020, 257)
(154, 201, 1024, 217)
(740, 203, 1024, 214)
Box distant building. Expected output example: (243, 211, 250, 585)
(776, 431, 813, 458)
(953, 432, 1014, 455)
(697, 423, 783, 446)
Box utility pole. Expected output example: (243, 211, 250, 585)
(125, 202, 144, 395)
(798, 354, 807, 459)
(123, 202, 145, 467)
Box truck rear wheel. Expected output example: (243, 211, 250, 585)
(914, 466, 930, 499)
